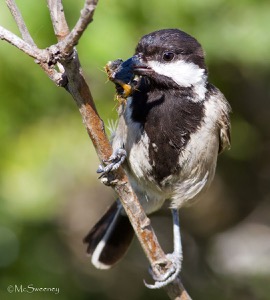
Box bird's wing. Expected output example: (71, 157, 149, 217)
(217, 93, 231, 154)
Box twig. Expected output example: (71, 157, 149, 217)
(6, 0, 35, 46)
(63, 0, 98, 53)
(2, 0, 65, 86)
(1, 1, 191, 299)
(60, 0, 98, 56)
(47, 0, 98, 57)
(47, 0, 69, 41)
(0, 26, 47, 59)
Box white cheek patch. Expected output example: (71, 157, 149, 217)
(147, 60, 207, 99)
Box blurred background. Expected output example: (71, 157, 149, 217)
(0, 0, 270, 299)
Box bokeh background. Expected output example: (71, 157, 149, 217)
(0, 1, 270, 299)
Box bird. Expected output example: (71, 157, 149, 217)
(83, 28, 231, 288)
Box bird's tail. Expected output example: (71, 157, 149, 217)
(83, 201, 134, 269)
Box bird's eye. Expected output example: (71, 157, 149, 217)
(162, 51, 175, 62)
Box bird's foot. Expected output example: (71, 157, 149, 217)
(97, 148, 127, 179)
(144, 252, 182, 289)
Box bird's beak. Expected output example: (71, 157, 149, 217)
(131, 54, 152, 76)
(106, 54, 152, 98)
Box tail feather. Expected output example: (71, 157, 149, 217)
(83, 201, 134, 269)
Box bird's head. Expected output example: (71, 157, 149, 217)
(131, 29, 207, 89)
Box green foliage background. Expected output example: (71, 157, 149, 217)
(0, 1, 270, 299)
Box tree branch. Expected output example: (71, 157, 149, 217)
(6, 0, 36, 46)
(47, 0, 69, 41)
(60, 0, 98, 56)
(0, 26, 65, 86)
(164, 278, 192, 300)
(1, 1, 191, 299)
(0, 26, 47, 59)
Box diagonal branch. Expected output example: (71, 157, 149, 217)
(6, 0, 36, 46)
(47, 0, 98, 57)
(0, 26, 47, 59)
(164, 278, 192, 300)
(0, 25, 65, 86)
(60, 0, 98, 56)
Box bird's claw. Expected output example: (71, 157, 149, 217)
(144, 253, 182, 289)
(97, 148, 127, 178)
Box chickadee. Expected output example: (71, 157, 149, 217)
(84, 29, 231, 288)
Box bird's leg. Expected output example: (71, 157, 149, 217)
(97, 148, 127, 178)
(145, 208, 183, 289)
